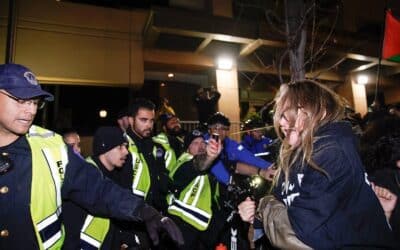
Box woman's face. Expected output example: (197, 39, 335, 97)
(279, 107, 308, 147)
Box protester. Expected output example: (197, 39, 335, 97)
(193, 86, 220, 128)
(362, 120, 400, 238)
(238, 80, 397, 249)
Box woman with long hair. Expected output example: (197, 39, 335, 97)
(238, 80, 397, 249)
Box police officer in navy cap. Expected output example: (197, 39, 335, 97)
(0, 63, 183, 249)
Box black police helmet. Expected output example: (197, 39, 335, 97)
(244, 117, 264, 129)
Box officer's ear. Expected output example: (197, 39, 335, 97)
(128, 116, 134, 126)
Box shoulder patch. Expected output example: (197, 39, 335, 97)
(155, 147, 164, 158)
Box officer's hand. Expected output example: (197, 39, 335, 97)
(140, 205, 184, 246)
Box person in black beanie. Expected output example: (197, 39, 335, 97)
(63, 126, 184, 250)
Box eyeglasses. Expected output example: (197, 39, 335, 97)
(0, 152, 13, 175)
(0, 91, 45, 110)
(209, 125, 229, 131)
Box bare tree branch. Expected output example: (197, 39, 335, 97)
(309, 0, 317, 73)
(264, 9, 286, 36)
(279, 49, 289, 84)
(296, 28, 307, 80)
(291, 2, 315, 45)
(240, 71, 260, 87)
(311, 56, 346, 80)
(304, 4, 339, 70)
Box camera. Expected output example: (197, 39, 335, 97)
(211, 133, 219, 142)
(224, 174, 271, 211)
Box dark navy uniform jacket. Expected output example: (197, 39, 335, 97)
(205, 135, 272, 185)
(241, 134, 272, 156)
(273, 121, 397, 249)
(0, 136, 145, 250)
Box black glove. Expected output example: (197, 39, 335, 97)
(139, 205, 184, 246)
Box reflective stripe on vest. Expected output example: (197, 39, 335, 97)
(168, 153, 212, 231)
(78, 158, 110, 250)
(80, 215, 110, 250)
(127, 135, 151, 198)
(28, 125, 68, 250)
(152, 133, 176, 172)
(168, 152, 192, 178)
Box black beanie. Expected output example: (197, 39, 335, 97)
(93, 126, 127, 156)
(184, 129, 204, 149)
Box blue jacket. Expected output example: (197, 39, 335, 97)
(0, 135, 144, 250)
(241, 134, 272, 156)
(273, 121, 397, 249)
(205, 134, 272, 185)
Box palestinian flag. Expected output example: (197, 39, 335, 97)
(383, 10, 400, 62)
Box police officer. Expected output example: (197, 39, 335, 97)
(0, 64, 183, 250)
(241, 117, 273, 160)
(167, 130, 223, 249)
(206, 113, 275, 185)
(126, 98, 171, 212)
(153, 113, 184, 173)
(154, 113, 187, 168)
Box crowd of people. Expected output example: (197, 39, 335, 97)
(0, 63, 399, 250)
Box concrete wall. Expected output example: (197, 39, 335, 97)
(0, 0, 146, 87)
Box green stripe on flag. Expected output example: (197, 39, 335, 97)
(388, 55, 400, 62)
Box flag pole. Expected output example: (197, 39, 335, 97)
(374, 0, 388, 106)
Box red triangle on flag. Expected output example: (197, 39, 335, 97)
(382, 10, 400, 61)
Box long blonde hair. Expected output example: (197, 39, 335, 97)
(273, 80, 345, 190)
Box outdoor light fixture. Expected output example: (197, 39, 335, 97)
(99, 109, 107, 118)
(160, 82, 166, 87)
(217, 57, 233, 70)
(167, 73, 174, 78)
(356, 75, 369, 85)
